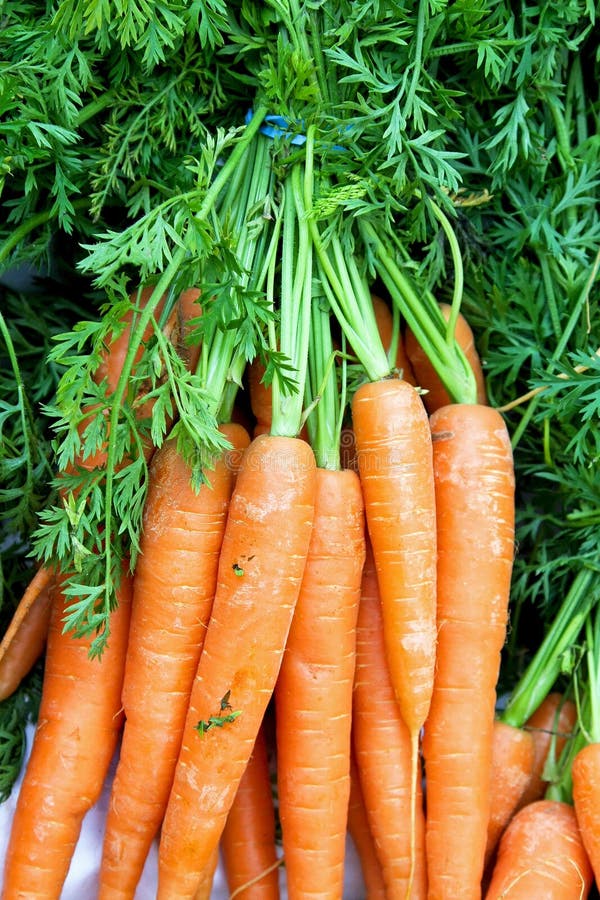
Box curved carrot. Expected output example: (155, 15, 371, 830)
(422, 403, 515, 900)
(220, 724, 280, 900)
(520, 692, 577, 808)
(485, 721, 535, 869)
(347, 751, 387, 900)
(351, 377, 436, 889)
(1, 573, 132, 898)
(572, 742, 600, 886)
(98, 423, 250, 899)
(157, 434, 317, 897)
(0, 565, 55, 702)
(485, 799, 593, 899)
(275, 466, 365, 898)
(353, 541, 427, 899)
(404, 302, 487, 413)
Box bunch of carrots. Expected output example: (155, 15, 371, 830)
(1, 95, 600, 900)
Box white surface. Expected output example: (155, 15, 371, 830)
(0, 725, 366, 898)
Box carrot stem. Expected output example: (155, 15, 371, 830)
(502, 567, 597, 729)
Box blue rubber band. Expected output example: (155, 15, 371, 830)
(245, 109, 307, 145)
(245, 109, 347, 151)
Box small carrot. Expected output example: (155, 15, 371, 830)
(520, 692, 577, 808)
(484, 721, 535, 869)
(352, 541, 427, 899)
(1, 573, 132, 898)
(157, 434, 317, 897)
(347, 751, 387, 900)
(275, 467, 365, 898)
(0, 565, 54, 702)
(98, 423, 250, 899)
(485, 799, 593, 899)
(422, 403, 515, 900)
(404, 302, 487, 413)
(220, 724, 280, 900)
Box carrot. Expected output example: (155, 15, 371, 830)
(157, 434, 317, 897)
(422, 403, 515, 900)
(520, 692, 577, 808)
(484, 721, 535, 869)
(275, 466, 365, 898)
(1, 572, 132, 898)
(347, 751, 387, 900)
(0, 565, 55, 702)
(97, 422, 249, 899)
(404, 302, 487, 413)
(353, 540, 427, 899)
(220, 724, 280, 900)
(485, 799, 594, 899)
(351, 376, 436, 892)
(192, 846, 220, 900)
(247, 357, 273, 437)
(0, 286, 196, 699)
(572, 743, 600, 886)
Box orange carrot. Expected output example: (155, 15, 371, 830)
(572, 743, 600, 886)
(1, 573, 132, 898)
(275, 466, 365, 898)
(347, 751, 387, 900)
(485, 721, 536, 869)
(485, 799, 593, 899)
(98, 423, 250, 899)
(520, 692, 577, 808)
(157, 434, 317, 897)
(353, 541, 427, 899)
(351, 377, 436, 890)
(192, 846, 220, 900)
(422, 403, 515, 900)
(220, 724, 280, 900)
(404, 303, 487, 413)
(0, 565, 55, 702)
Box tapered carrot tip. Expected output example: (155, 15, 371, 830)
(572, 742, 600, 885)
(485, 799, 594, 899)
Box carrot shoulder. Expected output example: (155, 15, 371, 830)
(2, 574, 132, 898)
(572, 742, 600, 885)
(275, 466, 365, 898)
(98, 423, 249, 899)
(157, 434, 317, 898)
(485, 799, 593, 899)
(422, 403, 515, 900)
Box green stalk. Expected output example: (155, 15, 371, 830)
(501, 568, 598, 728)
(271, 160, 313, 437)
(81, 108, 269, 645)
(304, 299, 342, 471)
(304, 130, 390, 384)
(361, 220, 477, 403)
(0, 199, 89, 267)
